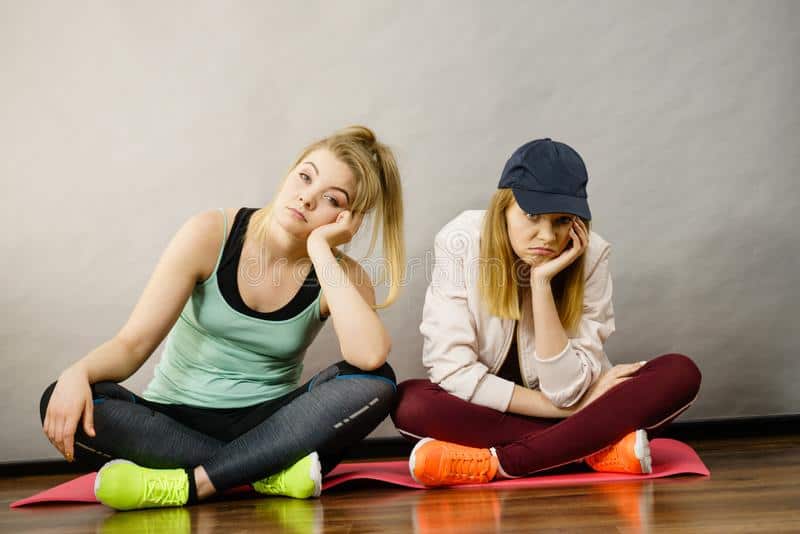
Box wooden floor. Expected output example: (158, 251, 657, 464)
(1, 434, 798, 533)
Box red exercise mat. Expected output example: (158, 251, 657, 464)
(10, 438, 708, 508)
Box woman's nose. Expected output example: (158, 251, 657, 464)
(535, 221, 555, 241)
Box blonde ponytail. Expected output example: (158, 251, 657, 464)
(370, 142, 405, 308)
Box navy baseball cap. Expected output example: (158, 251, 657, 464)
(498, 138, 592, 221)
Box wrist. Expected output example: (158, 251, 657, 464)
(306, 234, 330, 255)
(61, 363, 89, 382)
(531, 274, 552, 288)
(561, 404, 579, 416)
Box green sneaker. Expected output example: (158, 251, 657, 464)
(94, 459, 189, 511)
(252, 452, 322, 499)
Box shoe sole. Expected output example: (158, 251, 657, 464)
(633, 429, 653, 474)
(308, 452, 322, 498)
(408, 437, 434, 486)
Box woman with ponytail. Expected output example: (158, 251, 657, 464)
(39, 126, 406, 510)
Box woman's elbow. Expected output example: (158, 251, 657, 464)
(344, 339, 391, 372)
(344, 354, 386, 371)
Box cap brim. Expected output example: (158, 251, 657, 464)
(511, 188, 591, 220)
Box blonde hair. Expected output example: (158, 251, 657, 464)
(478, 189, 589, 334)
(246, 126, 405, 309)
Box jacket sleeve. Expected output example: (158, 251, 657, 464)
(534, 242, 616, 408)
(420, 228, 516, 412)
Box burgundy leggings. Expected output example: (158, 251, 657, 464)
(391, 353, 701, 477)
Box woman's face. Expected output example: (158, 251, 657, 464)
(505, 198, 577, 266)
(274, 148, 356, 238)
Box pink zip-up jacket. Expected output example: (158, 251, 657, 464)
(420, 210, 614, 411)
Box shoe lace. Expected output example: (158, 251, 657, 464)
(144, 476, 185, 505)
(260, 470, 287, 493)
(445, 450, 491, 480)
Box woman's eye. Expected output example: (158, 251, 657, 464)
(559, 217, 572, 225)
(323, 194, 339, 207)
(299, 173, 311, 182)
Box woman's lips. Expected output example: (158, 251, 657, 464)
(529, 247, 555, 255)
(288, 208, 307, 222)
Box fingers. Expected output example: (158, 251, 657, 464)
(335, 210, 364, 238)
(44, 411, 64, 456)
(613, 376, 633, 388)
(338, 210, 363, 229)
(613, 361, 646, 378)
(575, 218, 587, 240)
(43, 413, 54, 448)
(83, 398, 96, 438)
(62, 417, 78, 462)
(53, 417, 66, 458)
(568, 226, 579, 249)
(571, 219, 588, 250)
(566, 226, 583, 256)
(50, 411, 79, 461)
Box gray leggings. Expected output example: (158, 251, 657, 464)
(39, 361, 396, 491)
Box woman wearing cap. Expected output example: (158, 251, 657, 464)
(392, 138, 701, 486)
(40, 125, 405, 509)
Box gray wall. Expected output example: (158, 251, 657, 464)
(2, 1, 798, 463)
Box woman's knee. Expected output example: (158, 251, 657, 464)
(332, 360, 397, 385)
(322, 361, 398, 414)
(369, 361, 396, 384)
(650, 353, 702, 403)
(39, 380, 132, 424)
(391, 379, 440, 432)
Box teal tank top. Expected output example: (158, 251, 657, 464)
(142, 208, 330, 408)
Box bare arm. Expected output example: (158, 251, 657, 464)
(530, 278, 570, 359)
(66, 209, 222, 382)
(309, 239, 391, 371)
(510, 362, 646, 418)
(44, 209, 224, 460)
(508, 384, 575, 418)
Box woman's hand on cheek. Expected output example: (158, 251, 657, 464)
(530, 218, 589, 284)
(307, 210, 364, 252)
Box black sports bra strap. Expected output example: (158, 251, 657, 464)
(217, 208, 322, 321)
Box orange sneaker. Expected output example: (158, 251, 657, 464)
(409, 438, 499, 487)
(585, 429, 652, 474)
